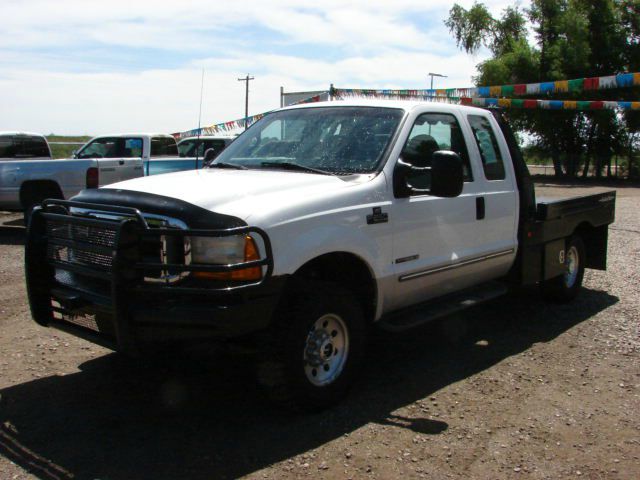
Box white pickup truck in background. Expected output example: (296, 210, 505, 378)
(74, 133, 212, 176)
(1, 132, 211, 221)
(0, 132, 143, 220)
(26, 101, 616, 410)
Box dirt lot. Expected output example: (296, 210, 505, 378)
(0, 181, 638, 480)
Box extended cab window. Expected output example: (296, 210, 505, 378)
(468, 115, 506, 180)
(400, 113, 472, 191)
(151, 137, 179, 157)
(123, 138, 143, 157)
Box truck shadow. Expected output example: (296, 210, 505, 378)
(0, 288, 617, 480)
(0, 228, 25, 245)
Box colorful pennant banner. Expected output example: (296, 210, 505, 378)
(173, 92, 326, 139)
(334, 72, 640, 100)
(462, 97, 640, 110)
(173, 111, 268, 139)
(334, 89, 640, 110)
(175, 72, 640, 138)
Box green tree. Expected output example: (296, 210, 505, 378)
(446, 0, 639, 178)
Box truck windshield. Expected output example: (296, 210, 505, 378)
(211, 106, 404, 175)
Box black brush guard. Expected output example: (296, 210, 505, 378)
(25, 199, 276, 352)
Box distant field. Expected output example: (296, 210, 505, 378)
(46, 135, 92, 159)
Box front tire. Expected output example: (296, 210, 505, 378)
(541, 235, 586, 302)
(257, 281, 366, 411)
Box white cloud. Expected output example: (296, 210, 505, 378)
(0, 0, 525, 134)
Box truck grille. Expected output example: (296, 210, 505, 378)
(44, 211, 190, 285)
(46, 219, 118, 271)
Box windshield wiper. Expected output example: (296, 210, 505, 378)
(260, 161, 334, 176)
(209, 162, 248, 170)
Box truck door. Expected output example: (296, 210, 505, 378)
(390, 110, 515, 311)
(112, 137, 144, 182)
(464, 112, 518, 267)
(77, 137, 144, 186)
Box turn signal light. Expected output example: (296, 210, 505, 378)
(193, 236, 262, 282)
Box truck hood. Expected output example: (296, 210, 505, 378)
(105, 168, 371, 223)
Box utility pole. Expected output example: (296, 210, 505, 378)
(428, 72, 447, 134)
(238, 74, 255, 130)
(428, 72, 447, 94)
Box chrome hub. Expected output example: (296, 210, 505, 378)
(303, 313, 350, 386)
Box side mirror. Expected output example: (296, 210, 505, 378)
(393, 150, 464, 199)
(72, 149, 78, 158)
(203, 148, 217, 165)
(393, 158, 414, 198)
(430, 151, 464, 198)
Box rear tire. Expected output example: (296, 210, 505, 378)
(541, 235, 585, 302)
(257, 281, 366, 411)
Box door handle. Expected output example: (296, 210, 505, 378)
(119, 160, 125, 165)
(476, 197, 485, 220)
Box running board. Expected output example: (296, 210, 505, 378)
(378, 281, 508, 332)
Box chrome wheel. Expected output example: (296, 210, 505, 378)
(304, 313, 350, 387)
(564, 245, 579, 288)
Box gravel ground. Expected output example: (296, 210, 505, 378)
(0, 180, 638, 480)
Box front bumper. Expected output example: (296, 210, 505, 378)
(25, 199, 283, 353)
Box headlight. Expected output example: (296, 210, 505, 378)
(190, 235, 262, 281)
(191, 235, 246, 264)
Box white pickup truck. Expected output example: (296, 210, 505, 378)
(25, 101, 615, 410)
(0, 132, 142, 220)
(2, 132, 208, 221)
(73, 133, 203, 176)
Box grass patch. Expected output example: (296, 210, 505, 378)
(46, 135, 92, 159)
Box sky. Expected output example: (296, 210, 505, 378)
(0, 0, 521, 136)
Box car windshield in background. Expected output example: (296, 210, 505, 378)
(178, 139, 228, 158)
(0, 135, 50, 159)
(211, 107, 404, 175)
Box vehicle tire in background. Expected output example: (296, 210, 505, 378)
(20, 182, 62, 227)
(257, 281, 366, 411)
(541, 235, 586, 302)
(22, 202, 44, 228)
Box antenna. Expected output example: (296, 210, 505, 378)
(195, 68, 205, 169)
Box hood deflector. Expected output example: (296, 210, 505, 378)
(73, 188, 246, 229)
